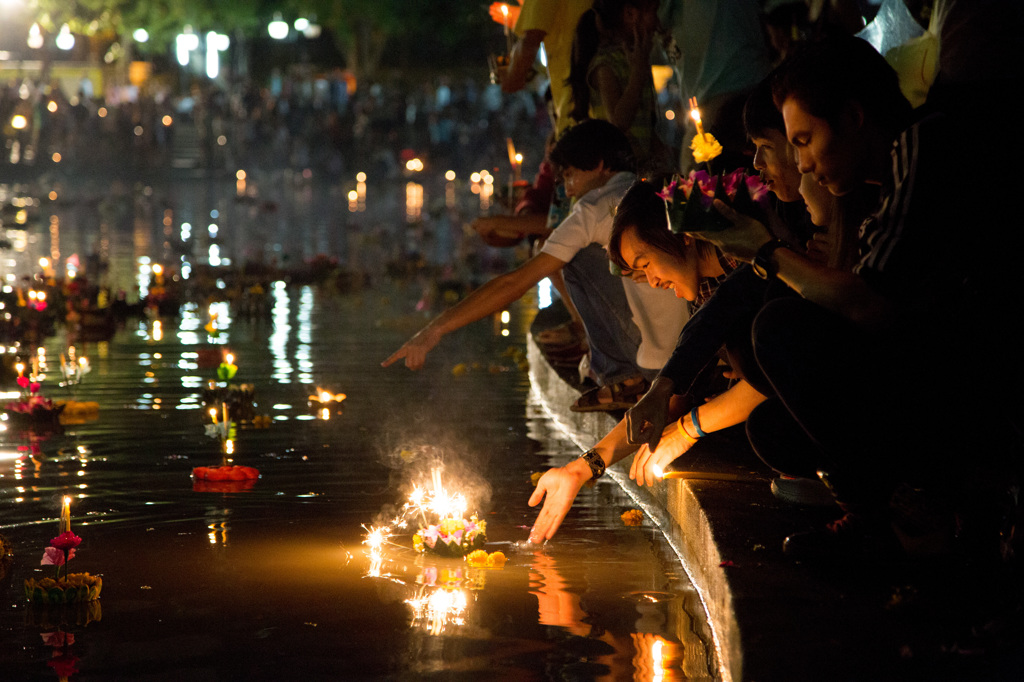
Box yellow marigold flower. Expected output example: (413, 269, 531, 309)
(621, 509, 644, 526)
(486, 551, 507, 568)
(466, 549, 490, 567)
(690, 132, 723, 164)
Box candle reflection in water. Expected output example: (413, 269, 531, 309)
(356, 171, 367, 211)
(445, 170, 457, 208)
(405, 182, 423, 223)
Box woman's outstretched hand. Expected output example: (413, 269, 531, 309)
(630, 419, 696, 487)
(528, 459, 592, 544)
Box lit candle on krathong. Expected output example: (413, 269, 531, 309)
(500, 3, 512, 55)
(60, 495, 71, 533)
(209, 407, 218, 425)
(16, 362, 24, 378)
(689, 97, 705, 138)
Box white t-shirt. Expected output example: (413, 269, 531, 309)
(541, 172, 690, 370)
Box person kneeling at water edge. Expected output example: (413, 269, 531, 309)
(383, 120, 688, 414)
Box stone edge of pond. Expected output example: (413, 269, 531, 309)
(526, 335, 743, 682)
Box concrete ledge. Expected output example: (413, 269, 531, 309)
(528, 336, 744, 682)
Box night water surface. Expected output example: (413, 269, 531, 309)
(0, 176, 718, 680)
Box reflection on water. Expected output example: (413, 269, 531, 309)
(0, 173, 718, 680)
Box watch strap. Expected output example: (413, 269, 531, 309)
(753, 239, 786, 279)
(579, 449, 606, 481)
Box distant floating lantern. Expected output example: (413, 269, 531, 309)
(308, 387, 346, 418)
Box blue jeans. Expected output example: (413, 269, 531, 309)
(561, 244, 643, 385)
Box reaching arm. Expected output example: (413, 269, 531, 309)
(631, 380, 767, 486)
(382, 252, 566, 370)
(529, 394, 688, 542)
(472, 214, 551, 248)
(502, 29, 544, 93)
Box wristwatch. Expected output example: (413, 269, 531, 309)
(751, 239, 787, 279)
(579, 449, 606, 481)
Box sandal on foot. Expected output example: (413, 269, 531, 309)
(536, 321, 585, 348)
(570, 378, 648, 412)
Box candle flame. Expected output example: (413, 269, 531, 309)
(652, 464, 664, 479)
(688, 96, 705, 137)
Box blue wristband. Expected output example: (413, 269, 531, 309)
(689, 407, 708, 438)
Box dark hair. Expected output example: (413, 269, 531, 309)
(772, 36, 911, 139)
(608, 180, 714, 271)
(566, 0, 659, 123)
(743, 74, 785, 139)
(550, 119, 635, 173)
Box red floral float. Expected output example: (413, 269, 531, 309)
(191, 465, 260, 492)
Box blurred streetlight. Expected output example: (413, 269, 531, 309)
(268, 14, 289, 40)
(27, 23, 43, 49)
(206, 31, 230, 79)
(133, 28, 149, 43)
(176, 28, 199, 66)
(56, 24, 74, 51)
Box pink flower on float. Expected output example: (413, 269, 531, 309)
(676, 175, 695, 199)
(692, 170, 717, 198)
(41, 631, 75, 647)
(657, 178, 678, 200)
(720, 169, 745, 199)
(745, 175, 771, 207)
(41, 547, 76, 566)
(50, 532, 82, 551)
(17, 376, 29, 388)
(29, 382, 41, 394)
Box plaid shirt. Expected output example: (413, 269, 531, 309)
(691, 254, 739, 314)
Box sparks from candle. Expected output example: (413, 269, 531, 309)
(429, 467, 467, 520)
(363, 524, 393, 552)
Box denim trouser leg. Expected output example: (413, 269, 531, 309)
(561, 244, 641, 385)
